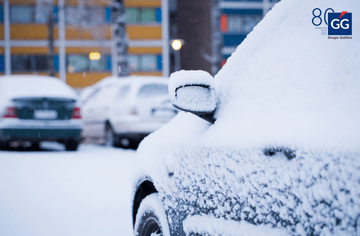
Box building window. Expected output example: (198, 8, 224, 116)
(228, 15, 242, 33)
(0, 55, 4, 72)
(10, 5, 58, 23)
(35, 8, 51, 24)
(128, 55, 158, 71)
(67, 55, 88, 72)
(35, 55, 48, 70)
(141, 8, 156, 22)
(0, 5, 3, 23)
(125, 8, 140, 23)
(89, 57, 106, 71)
(125, 8, 156, 23)
(10, 6, 33, 23)
(128, 55, 139, 71)
(226, 14, 262, 34)
(67, 54, 109, 73)
(141, 55, 157, 71)
(66, 6, 105, 25)
(11, 55, 48, 72)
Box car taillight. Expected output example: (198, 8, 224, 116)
(71, 107, 82, 119)
(2, 107, 17, 118)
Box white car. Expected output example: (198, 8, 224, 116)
(81, 76, 178, 148)
(0, 75, 83, 151)
(131, 0, 360, 235)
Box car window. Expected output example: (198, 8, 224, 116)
(117, 85, 130, 100)
(84, 87, 101, 104)
(137, 83, 168, 100)
(92, 85, 120, 104)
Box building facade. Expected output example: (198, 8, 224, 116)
(220, 0, 278, 64)
(0, 0, 169, 88)
(176, 0, 279, 74)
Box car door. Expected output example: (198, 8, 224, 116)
(91, 84, 121, 137)
(82, 87, 101, 137)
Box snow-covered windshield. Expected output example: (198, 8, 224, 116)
(117, 85, 130, 100)
(206, 0, 360, 151)
(137, 84, 168, 100)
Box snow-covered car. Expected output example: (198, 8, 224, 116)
(81, 76, 178, 148)
(0, 75, 83, 151)
(131, 0, 360, 235)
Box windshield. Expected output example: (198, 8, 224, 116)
(137, 83, 168, 100)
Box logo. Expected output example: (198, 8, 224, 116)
(328, 11, 352, 35)
(312, 8, 353, 39)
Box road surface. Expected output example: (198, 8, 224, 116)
(0, 143, 135, 236)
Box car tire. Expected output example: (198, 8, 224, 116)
(134, 193, 170, 236)
(31, 142, 41, 150)
(0, 141, 9, 150)
(105, 124, 117, 147)
(64, 139, 79, 151)
(129, 140, 139, 150)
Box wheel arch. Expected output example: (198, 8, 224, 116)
(132, 177, 158, 227)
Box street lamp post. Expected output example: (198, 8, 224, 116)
(171, 39, 184, 72)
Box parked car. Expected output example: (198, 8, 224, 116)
(131, 0, 360, 235)
(81, 76, 178, 148)
(0, 75, 83, 151)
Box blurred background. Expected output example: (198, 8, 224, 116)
(0, 0, 279, 92)
(0, 0, 281, 150)
(0, 2, 280, 234)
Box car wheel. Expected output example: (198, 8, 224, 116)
(129, 140, 139, 150)
(134, 193, 170, 236)
(31, 142, 41, 150)
(64, 139, 79, 151)
(105, 124, 117, 147)
(0, 141, 9, 150)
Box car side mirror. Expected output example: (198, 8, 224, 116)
(169, 70, 217, 124)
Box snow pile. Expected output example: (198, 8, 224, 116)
(0, 75, 78, 100)
(0, 144, 136, 236)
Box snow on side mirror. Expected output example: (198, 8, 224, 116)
(169, 70, 217, 124)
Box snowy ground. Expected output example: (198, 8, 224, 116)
(0, 143, 135, 236)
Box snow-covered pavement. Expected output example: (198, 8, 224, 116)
(0, 143, 135, 236)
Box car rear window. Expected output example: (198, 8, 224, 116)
(137, 83, 168, 99)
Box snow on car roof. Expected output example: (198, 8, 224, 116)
(0, 75, 78, 100)
(80, 76, 169, 101)
(207, 0, 360, 151)
(95, 76, 169, 86)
